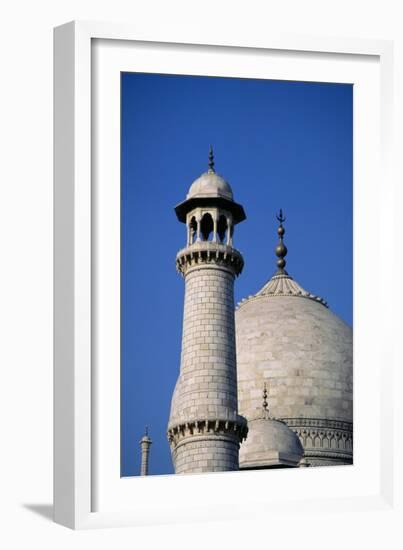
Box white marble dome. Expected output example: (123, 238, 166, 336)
(235, 270, 353, 467)
(187, 170, 233, 200)
(239, 413, 304, 469)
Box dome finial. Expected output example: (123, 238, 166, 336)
(276, 208, 286, 225)
(263, 382, 269, 413)
(275, 209, 288, 274)
(208, 145, 215, 173)
(261, 381, 272, 420)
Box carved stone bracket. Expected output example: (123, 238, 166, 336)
(167, 416, 248, 449)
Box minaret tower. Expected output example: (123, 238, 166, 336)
(167, 147, 248, 474)
(139, 427, 152, 476)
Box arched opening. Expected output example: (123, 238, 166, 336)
(200, 213, 214, 241)
(189, 216, 197, 244)
(217, 215, 228, 243)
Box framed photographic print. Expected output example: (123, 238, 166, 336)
(54, 21, 396, 530)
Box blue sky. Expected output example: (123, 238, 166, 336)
(121, 73, 352, 477)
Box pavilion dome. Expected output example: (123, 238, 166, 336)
(187, 170, 233, 200)
(186, 145, 233, 200)
(239, 412, 304, 469)
(235, 213, 353, 467)
(174, 147, 246, 225)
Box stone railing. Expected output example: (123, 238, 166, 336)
(176, 242, 244, 276)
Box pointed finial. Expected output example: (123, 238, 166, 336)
(275, 209, 288, 273)
(208, 145, 215, 173)
(276, 208, 286, 224)
(145, 425, 148, 437)
(263, 382, 268, 412)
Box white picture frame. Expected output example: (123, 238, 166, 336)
(54, 20, 397, 530)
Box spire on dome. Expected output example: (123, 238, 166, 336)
(208, 145, 215, 173)
(235, 210, 329, 309)
(262, 382, 269, 412)
(275, 209, 288, 274)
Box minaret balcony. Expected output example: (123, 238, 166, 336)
(176, 241, 244, 276)
(167, 414, 248, 449)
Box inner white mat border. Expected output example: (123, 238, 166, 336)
(92, 38, 381, 517)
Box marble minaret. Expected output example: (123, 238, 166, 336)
(167, 148, 248, 474)
(139, 427, 152, 476)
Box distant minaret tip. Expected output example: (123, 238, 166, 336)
(140, 426, 152, 476)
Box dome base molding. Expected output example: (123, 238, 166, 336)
(282, 417, 353, 466)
